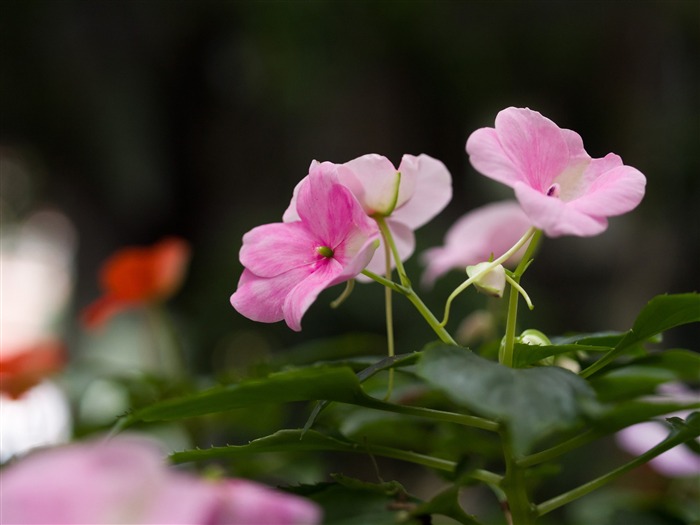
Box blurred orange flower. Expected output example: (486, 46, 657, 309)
(82, 237, 191, 329)
(0, 342, 65, 399)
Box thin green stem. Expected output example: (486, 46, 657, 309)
(146, 305, 187, 379)
(505, 274, 533, 310)
(381, 224, 396, 400)
(517, 430, 597, 468)
(535, 426, 699, 517)
(363, 398, 500, 432)
(441, 227, 538, 328)
(500, 230, 542, 368)
(361, 274, 458, 346)
(374, 216, 410, 287)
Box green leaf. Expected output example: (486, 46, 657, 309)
(416, 345, 599, 457)
(412, 485, 483, 525)
(171, 428, 459, 473)
(592, 399, 700, 432)
(126, 366, 365, 424)
(171, 429, 362, 463)
(590, 349, 700, 402)
(581, 293, 700, 378)
(513, 343, 610, 368)
(288, 474, 424, 525)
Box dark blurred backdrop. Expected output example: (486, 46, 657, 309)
(2, 0, 698, 371)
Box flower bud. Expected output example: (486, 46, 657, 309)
(466, 262, 506, 298)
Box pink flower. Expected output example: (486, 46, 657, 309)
(284, 154, 452, 275)
(616, 420, 700, 478)
(466, 107, 646, 237)
(230, 162, 379, 331)
(0, 435, 322, 524)
(615, 384, 700, 478)
(421, 201, 532, 286)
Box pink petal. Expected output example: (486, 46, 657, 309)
(216, 479, 323, 525)
(466, 127, 521, 187)
(514, 182, 608, 237)
(0, 436, 168, 524)
(240, 222, 316, 278)
(617, 422, 700, 478)
(283, 260, 343, 331)
(494, 107, 572, 192)
(230, 267, 310, 325)
(282, 160, 323, 223)
(391, 154, 453, 229)
(296, 163, 377, 248)
(570, 155, 646, 217)
(341, 154, 405, 215)
(421, 201, 532, 286)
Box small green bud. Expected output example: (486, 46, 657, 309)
(316, 246, 334, 258)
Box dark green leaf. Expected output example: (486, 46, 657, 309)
(412, 485, 483, 525)
(288, 475, 423, 525)
(590, 349, 700, 402)
(513, 343, 609, 368)
(171, 429, 361, 463)
(416, 346, 599, 457)
(171, 428, 459, 473)
(581, 293, 700, 378)
(127, 366, 365, 423)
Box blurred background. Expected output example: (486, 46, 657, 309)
(1, 1, 699, 523)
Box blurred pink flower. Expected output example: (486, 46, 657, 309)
(421, 200, 532, 286)
(615, 384, 700, 478)
(466, 107, 646, 237)
(284, 154, 452, 275)
(231, 162, 379, 331)
(0, 435, 322, 525)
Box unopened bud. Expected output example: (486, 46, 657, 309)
(466, 262, 506, 298)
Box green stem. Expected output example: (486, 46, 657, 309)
(501, 430, 536, 525)
(374, 216, 410, 287)
(362, 269, 457, 345)
(146, 305, 187, 379)
(441, 227, 538, 328)
(380, 222, 396, 400)
(535, 425, 699, 517)
(517, 430, 597, 468)
(500, 230, 542, 368)
(364, 398, 500, 432)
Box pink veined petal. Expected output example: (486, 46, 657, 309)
(391, 154, 453, 229)
(569, 158, 647, 217)
(466, 127, 521, 187)
(230, 267, 310, 325)
(560, 128, 589, 163)
(240, 222, 316, 278)
(358, 220, 415, 281)
(283, 260, 343, 331)
(331, 234, 379, 284)
(341, 154, 405, 215)
(420, 201, 531, 286)
(282, 160, 325, 223)
(494, 107, 572, 192)
(296, 164, 372, 248)
(514, 182, 607, 237)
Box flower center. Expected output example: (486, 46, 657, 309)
(316, 246, 334, 258)
(546, 183, 561, 198)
